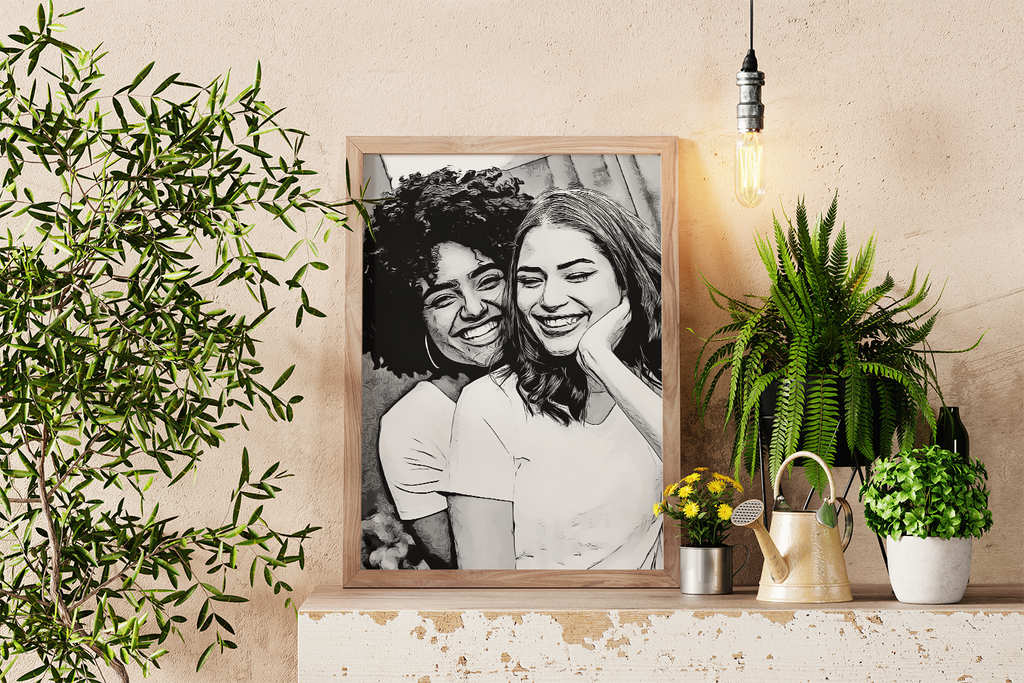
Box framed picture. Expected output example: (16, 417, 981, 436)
(343, 137, 679, 587)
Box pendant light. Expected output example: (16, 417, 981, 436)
(735, 0, 766, 208)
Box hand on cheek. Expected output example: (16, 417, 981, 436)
(578, 295, 631, 379)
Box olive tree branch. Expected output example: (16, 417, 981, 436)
(33, 424, 74, 627)
(69, 535, 185, 613)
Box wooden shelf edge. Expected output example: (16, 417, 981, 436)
(299, 583, 1023, 615)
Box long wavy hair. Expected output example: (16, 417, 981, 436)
(500, 186, 662, 424)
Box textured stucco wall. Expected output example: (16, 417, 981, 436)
(2, 1, 1022, 681)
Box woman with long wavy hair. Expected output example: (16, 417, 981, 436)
(443, 185, 663, 570)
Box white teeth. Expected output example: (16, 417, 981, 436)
(541, 315, 583, 329)
(461, 319, 498, 341)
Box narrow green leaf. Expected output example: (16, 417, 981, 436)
(124, 61, 155, 95)
(196, 642, 216, 672)
(152, 71, 180, 96)
(271, 364, 295, 392)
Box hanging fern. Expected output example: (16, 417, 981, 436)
(692, 194, 983, 491)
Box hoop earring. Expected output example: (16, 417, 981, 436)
(424, 335, 440, 370)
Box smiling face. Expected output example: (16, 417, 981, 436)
(418, 241, 505, 368)
(515, 222, 622, 357)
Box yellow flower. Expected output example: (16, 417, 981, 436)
(707, 479, 726, 494)
(683, 502, 700, 518)
(695, 467, 709, 472)
(717, 503, 733, 521)
(678, 485, 694, 499)
(653, 502, 664, 516)
(684, 473, 701, 484)
(713, 471, 744, 492)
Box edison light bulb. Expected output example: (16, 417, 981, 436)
(736, 50, 765, 208)
(735, 130, 765, 208)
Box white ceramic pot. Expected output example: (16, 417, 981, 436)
(886, 536, 972, 604)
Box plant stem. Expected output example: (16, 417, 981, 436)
(34, 425, 72, 628)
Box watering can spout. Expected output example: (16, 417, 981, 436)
(731, 499, 789, 583)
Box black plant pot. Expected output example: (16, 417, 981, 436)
(757, 376, 881, 470)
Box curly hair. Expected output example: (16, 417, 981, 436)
(501, 186, 662, 424)
(363, 167, 533, 378)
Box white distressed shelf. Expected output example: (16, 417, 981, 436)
(299, 584, 1023, 682)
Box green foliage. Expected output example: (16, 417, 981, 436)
(0, 5, 365, 682)
(860, 446, 993, 540)
(692, 195, 981, 490)
(656, 469, 743, 547)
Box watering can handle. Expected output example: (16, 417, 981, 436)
(836, 497, 853, 551)
(773, 451, 839, 505)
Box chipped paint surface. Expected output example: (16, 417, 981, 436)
(417, 612, 464, 634)
(541, 611, 613, 650)
(299, 609, 1024, 681)
(359, 610, 399, 627)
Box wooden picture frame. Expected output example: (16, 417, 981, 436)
(343, 137, 679, 587)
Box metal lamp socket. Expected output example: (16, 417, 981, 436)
(737, 70, 765, 132)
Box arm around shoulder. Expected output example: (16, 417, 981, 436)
(442, 376, 519, 569)
(448, 495, 515, 569)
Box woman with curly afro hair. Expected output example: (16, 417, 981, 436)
(363, 166, 532, 568)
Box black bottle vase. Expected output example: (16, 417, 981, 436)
(936, 406, 969, 461)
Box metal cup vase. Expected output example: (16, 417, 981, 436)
(679, 545, 749, 595)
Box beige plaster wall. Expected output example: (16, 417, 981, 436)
(3, 1, 1022, 681)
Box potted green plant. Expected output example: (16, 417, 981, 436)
(656, 468, 746, 594)
(692, 195, 979, 490)
(860, 445, 993, 603)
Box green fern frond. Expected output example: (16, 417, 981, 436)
(801, 376, 842, 478)
(700, 271, 752, 313)
(776, 342, 811, 478)
(826, 226, 849, 285)
(802, 457, 831, 494)
(893, 311, 938, 347)
(799, 205, 831, 317)
(693, 342, 734, 412)
(847, 233, 876, 297)
(875, 380, 898, 459)
(861, 361, 936, 437)
(734, 408, 760, 479)
(791, 198, 808, 264)
(755, 230, 777, 280)
(819, 192, 839, 247)
(843, 367, 868, 453)
(889, 276, 940, 322)
(772, 250, 815, 336)
(736, 370, 784, 457)
(723, 310, 767, 426)
(901, 266, 921, 301)
(768, 386, 792, 481)
(734, 367, 777, 476)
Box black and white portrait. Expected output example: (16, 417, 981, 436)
(359, 152, 664, 572)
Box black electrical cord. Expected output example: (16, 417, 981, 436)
(750, 0, 754, 52)
(741, 0, 758, 72)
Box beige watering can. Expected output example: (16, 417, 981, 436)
(731, 451, 853, 603)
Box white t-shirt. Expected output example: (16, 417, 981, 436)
(378, 381, 454, 521)
(444, 373, 663, 570)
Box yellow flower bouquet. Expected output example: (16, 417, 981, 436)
(655, 468, 743, 547)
